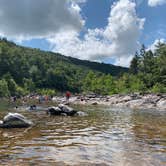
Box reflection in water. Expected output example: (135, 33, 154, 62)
(0, 105, 166, 165)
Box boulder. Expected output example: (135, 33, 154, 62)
(0, 113, 33, 128)
(157, 99, 166, 110)
(29, 105, 37, 110)
(47, 104, 77, 116)
(59, 104, 77, 116)
(47, 106, 62, 115)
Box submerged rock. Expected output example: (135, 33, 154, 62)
(47, 104, 77, 116)
(0, 113, 33, 128)
(76, 111, 88, 116)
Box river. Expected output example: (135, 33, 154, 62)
(0, 102, 166, 165)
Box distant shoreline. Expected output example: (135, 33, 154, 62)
(1, 93, 166, 111)
(52, 93, 166, 110)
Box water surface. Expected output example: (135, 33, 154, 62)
(0, 103, 166, 165)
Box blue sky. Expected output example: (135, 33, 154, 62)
(137, 0, 166, 45)
(0, 0, 165, 66)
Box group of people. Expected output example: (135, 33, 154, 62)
(10, 91, 72, 110)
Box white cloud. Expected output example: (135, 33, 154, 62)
(0, 0, 84, 40)
(147, 38, 165, 52)
(148, 0, 166, 7)
(0, 0, 145, 67)
(48, 0, 145, 67)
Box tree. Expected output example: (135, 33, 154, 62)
(3, 73, 18, 96)
(0, 79, 10, 97)
(140, 44, 146, 58)
(130, 51, 139, 74)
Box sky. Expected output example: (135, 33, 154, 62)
(0, 0, 165, 67)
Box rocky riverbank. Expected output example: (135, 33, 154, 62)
(52, 93, 166, 110)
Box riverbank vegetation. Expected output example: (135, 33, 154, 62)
(0, 38, 165, 97)
(83, 43, 166, 94)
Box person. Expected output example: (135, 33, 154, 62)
(65, 91, 71, 101)
(38, 95, 43, 104)
(13, 96, 17, 102)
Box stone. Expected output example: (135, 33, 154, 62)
(157, 99, 166, 110)
(0, 113, 33, 128)
(47, 104, 77, 116)
(47, 106, 62, 115)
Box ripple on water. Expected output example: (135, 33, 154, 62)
(0, 105, 165, 165)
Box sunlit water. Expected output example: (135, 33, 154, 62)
(0, 102, 166, 165)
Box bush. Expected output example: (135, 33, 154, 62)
(0, 79, 10, 97)
(37, 89, 57, 96)
(15, 86, 28, 97)
(151, 83, 166, 93)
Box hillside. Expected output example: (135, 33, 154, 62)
(67, 57, 128, 76)
(0, 38, 128, 95)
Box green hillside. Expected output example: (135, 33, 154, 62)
(0, 38, 128, 96)
(0, 38, 165, 97)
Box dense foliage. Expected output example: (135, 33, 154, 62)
(0, 38, 127, 97)
(84, 43, 166, 94)
(0, 38, 165, 97)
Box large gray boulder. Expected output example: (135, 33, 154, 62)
(0, 113, 33, 128)
(47, 104, 77, 116)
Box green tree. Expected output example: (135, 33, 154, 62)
(3, 73, 18, 96)
(0, 79, 10, 97)
(130, 51, 139, 74)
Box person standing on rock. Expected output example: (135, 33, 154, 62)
(65, 91, 71, 102)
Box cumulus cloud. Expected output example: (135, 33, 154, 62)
(147, 38, 165, 52)
(0, 0, 84, 40)
(48, 0, 145, 66)
(0, 0, 145, 66)
(148, 0, 166, 6)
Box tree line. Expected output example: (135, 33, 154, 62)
(0, 38, 165, 97)
(83, 43, 166, 95)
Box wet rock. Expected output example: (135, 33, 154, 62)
(47, 104, 77, 116)
(47, 106, 62, 115)
(59, 104, 77, 116)
(0, 113, 33, 128)
(76, 111, 88, 116)
(29, 105, 37, 110)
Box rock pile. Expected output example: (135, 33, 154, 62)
(71, 93, 166, 110)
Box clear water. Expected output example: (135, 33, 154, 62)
(0, 102, 166, 165)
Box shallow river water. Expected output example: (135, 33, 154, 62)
(0, 102, 166, 166)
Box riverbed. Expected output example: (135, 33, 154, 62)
(0, 103, 166, 165)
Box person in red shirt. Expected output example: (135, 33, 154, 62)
(65, 91, 71, 101)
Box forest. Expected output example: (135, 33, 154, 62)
(0, 38, 165, 97)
